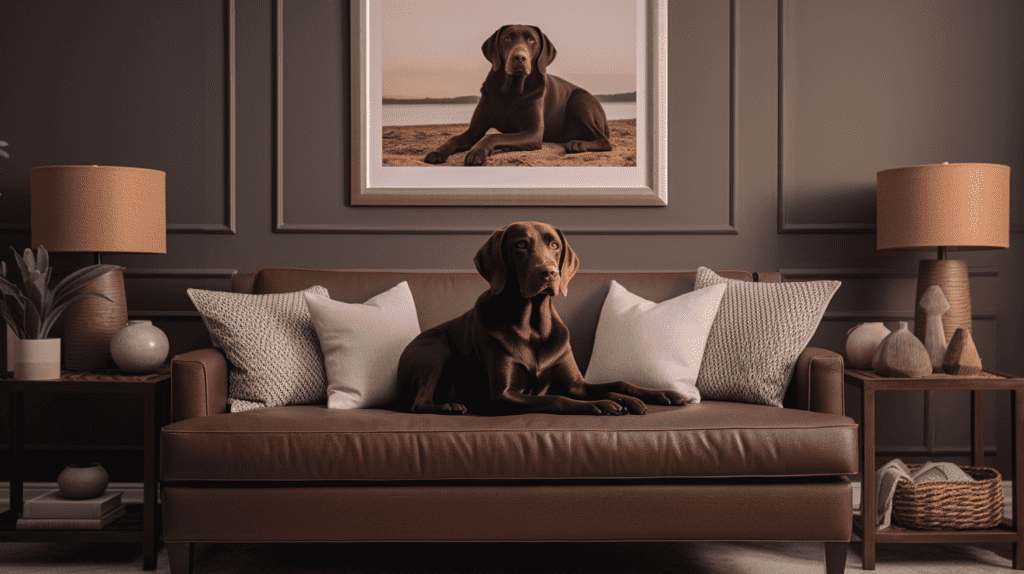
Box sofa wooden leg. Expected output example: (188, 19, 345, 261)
(824, 541, 848, 574)
(167, 542, 195, 574)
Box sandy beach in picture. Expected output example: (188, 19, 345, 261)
(381, 119, 637, 167)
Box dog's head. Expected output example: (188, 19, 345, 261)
(481, 25, 557, 77)
(474, 221, 579, 298)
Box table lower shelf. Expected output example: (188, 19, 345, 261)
(0, 504, 158, 543)
(854, 514, 1018, 544)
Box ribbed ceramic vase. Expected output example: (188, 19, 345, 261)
(11, 337, 61, 380)
(845, 322, 891, 370)
(110, 320, 169, 373)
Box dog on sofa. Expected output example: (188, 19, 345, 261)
(396, 221, 686, 415)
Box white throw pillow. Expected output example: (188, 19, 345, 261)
(304, 282, 421, 410)
(584, 280, 727, 404)
(187, 286, 329, 412)
(694, 267, 841, 407)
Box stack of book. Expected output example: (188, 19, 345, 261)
(16, 489, 126, 530)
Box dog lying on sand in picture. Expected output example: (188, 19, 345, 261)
(382, 24, 637, 167)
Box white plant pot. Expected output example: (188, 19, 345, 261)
(12, 337, 62, 380)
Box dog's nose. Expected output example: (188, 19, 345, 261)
(513, 51, 528, 64)
(540, 268, 559, 280)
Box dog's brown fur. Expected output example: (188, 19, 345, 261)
(396, 221, 686, 415)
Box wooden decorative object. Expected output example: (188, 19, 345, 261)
(61, 268, 127, 371)
(918, 285, 950, 372)
(872, 321, 931, 378)
(943, 328, 982, 376)
(914, 259, 971, 346)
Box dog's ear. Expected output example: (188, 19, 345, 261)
(482, 26, 507, 73)
(474, 226, 509, 294)
(531, 26, 557, 74)
(555, 227, 578, 296)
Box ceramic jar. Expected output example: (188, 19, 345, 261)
(872, 321, 932, 378)
(11, 337, 61, 380)
(845, 322, 890, 370)
(110, 320, 169, 373)
(57, 462, 109, 499)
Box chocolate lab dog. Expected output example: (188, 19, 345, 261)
(423, 25, 613, 166)
(396, 222, 686, 415)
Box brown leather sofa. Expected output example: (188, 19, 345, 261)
(161, 268, 858, 574)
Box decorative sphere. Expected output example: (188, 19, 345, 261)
(110, 320, 169, 373)
(57, 462, 109, 499)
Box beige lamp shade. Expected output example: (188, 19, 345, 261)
(30, 165, 166, 254)
(876, 162, 1010, 251)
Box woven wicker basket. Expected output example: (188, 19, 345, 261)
(892, 465, 1004, 530)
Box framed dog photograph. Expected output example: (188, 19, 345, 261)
(350, 0, 667, 206)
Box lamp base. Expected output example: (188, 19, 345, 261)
(914, 258, 971, 345)
(62, 267, 128, 371)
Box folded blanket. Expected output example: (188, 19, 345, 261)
(875, 458, 974, 529)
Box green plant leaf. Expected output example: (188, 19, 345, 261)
(0, 299, 24, 339)
(50, 264, 118, 304)
(11, 247, 31, 286)
(22, 248, 36, 275)
(38, 291, 111, 339)
(36, 247, 49, 278)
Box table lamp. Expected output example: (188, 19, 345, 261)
(876, 162, 1010, 347)
(30, 165, 166, 371)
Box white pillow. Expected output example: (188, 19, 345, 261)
(303, 282, 421, 410)
(584, 280, 727, 404)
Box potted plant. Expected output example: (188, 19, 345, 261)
(0, 247, 119, 379)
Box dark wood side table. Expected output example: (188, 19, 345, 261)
(0, 369, 170, 571)
(845, 368, 1024, 570)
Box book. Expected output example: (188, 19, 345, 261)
(23, 489, 123, 519)
(16, 504, 126, 530)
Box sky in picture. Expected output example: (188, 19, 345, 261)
(382, 0, 638, 99)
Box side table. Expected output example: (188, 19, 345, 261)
(0, 369, 170, 571)
(845, 368, 1024, 570)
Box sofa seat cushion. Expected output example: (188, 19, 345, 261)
(160, 402, 858, 482)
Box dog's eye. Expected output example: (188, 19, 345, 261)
(527, 37, 536, 43)
(516, 240, 528, 248)
(550, 242, 559, 250)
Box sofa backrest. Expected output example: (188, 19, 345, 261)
(237, 268, 774, 374)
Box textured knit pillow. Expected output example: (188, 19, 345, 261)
(584, 280, 726, 404)
(187, 286, 330, 412)
(694, 267, 840, 407)
(304, 282, 421, 410)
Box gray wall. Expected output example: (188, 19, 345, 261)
(0, 0, 1021, 480)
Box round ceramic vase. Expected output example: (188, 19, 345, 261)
(57, 462, 109, 499)
(110, 320, 169, 373)
(845, 322, 890, 370)
(872, 321, 932, 378)
(11, 337, 61, 380)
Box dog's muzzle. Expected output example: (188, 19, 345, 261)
(505, 47, 532, 76)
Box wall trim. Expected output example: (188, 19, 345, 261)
(272, 0, 739, 234)
(780, 267, 999, 281)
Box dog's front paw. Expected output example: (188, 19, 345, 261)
(591, 400, 627, 415)
(565, 140, 586, 153)
(424, 151, 449, 164)
(464, 148, 489, 166)
(652, 390, 688, 406)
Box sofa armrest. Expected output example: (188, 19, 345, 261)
(170, 348, 229, 422)
(790, 347, 845, 415)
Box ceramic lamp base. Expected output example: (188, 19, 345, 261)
(914, 259, 971, 346)
(62, 267, 127, 372)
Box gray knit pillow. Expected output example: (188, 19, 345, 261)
(187, 286, 330, 412)
(694, 267, 840, 407)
